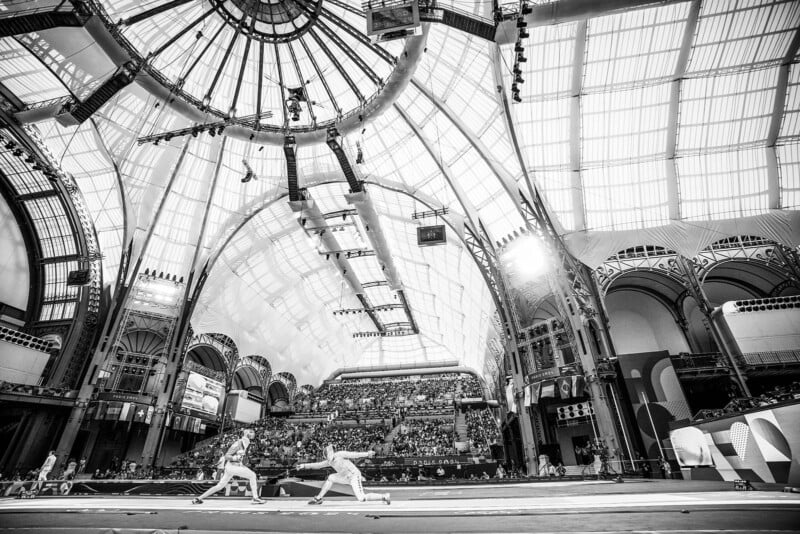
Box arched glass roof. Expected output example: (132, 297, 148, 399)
(100, 0, 406, 129)
(1, 0, 799, 385)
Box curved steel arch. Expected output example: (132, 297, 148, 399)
(243, 354, 272, 387)
(271, 371, 297, 401)
(185, 343, 228, 372)
(232, 364, 263, 391)
(606, 284, 685, 326)
(600, 263, 687, 299)
(193, 176, 505, 319)
(186, 332, 239, 374)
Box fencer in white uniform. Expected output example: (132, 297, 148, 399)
(298, 445, 390, 505)
(192, 429, 264, 504)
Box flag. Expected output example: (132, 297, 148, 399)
(531, 382, 542, 405)
(541, 381, 555, 398)
(506, 383, 516, 413)
(94, 401, 108, 420)
(572, 375, 586, 397)
(105, 402, 123, 420)
(523, 385, 531, 407)
(133, 405, 148, 423)
(163, 409, 170, 427)
(557, 377, 572, 399)
(119, 402, 134, 422)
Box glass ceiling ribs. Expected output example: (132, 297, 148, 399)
(507, 0, 800, 234)
(97, 0, 408, 137)
(34, 119, 126, 294)
(0, 126, 98, 325)
(0, 38, 70, 106)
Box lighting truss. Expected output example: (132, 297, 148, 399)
(352, 329, 417, 338)
(136, 113, 274, 145)
(333, 303, 404, 315)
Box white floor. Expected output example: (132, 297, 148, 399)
(1, 490, 797, 514)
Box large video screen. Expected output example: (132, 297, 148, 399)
(181, 372, 224, 417)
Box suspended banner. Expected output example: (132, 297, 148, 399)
(505, 383, 516, 413)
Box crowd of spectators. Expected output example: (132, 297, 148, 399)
(459, 375, 483, 398)
(388, 418, 455, 456)
(166, 373, 493, 473)
(465, 409, 501, 456)
(291, 373, 481, 418)
(304, 424, 387, 455)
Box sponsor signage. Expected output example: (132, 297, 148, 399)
(96, 391, 152, 404)
(528, 367, 560, 382)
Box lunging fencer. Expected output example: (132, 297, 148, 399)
(192, 429, 264, 504)
(297, 445, 390, 505)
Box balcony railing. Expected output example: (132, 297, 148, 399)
(740, 350, 800, 367)
(671, 352, 727, 370)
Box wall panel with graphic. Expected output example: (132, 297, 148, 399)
(670, 401, 800, 485)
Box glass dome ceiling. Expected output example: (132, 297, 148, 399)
(1, 0, 799, 385)
(100, 0, 406, 130)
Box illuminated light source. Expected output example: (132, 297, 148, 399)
(501, 234, 552, 282)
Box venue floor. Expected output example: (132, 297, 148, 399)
(1, 479, 798, 533)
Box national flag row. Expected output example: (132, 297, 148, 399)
(89, 401, 154, 423)
(169, 412, 206, 434)
(523, 375, 586, 406)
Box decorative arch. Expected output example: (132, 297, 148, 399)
(185, 344, 227, 373)
(185, 332, 239, 374)
(232, 364, 262, 392)
(267, 381, 290, 406)
(117, 329, 165, 356)
(271, 371, 297, 402)
(596, 245, 683, 296)
(243, 354, 272, 389)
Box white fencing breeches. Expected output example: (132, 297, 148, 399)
(197, 463, 258, 500)
(318, 472, 383, 502)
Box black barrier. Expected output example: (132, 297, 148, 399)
(0, 479, 281, 498)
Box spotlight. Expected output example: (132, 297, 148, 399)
(516, 19, 527, 28)
(515, 42, 524, 53)
(522, 2, 532, 15)
(519, 28, 529, 39)
(3, 142, 15, 150)
(517, 54, 527, 63)
(501, 234, 553, 281)
(191, 128, 199, 137)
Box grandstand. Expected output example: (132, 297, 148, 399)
(1, 2, 799, 532)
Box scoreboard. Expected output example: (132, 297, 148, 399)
(417, 224, 446, 246)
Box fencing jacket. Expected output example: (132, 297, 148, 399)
(302, 451, 371, 478)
